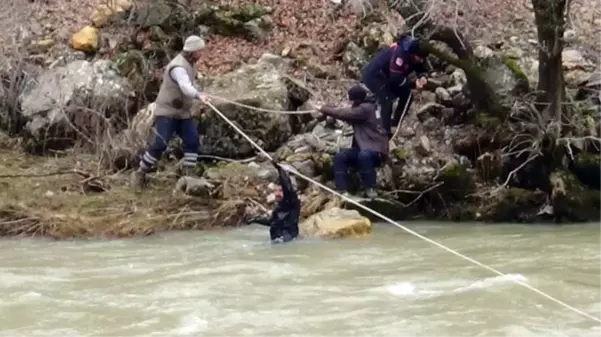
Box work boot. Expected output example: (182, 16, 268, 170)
(131, 168, 148, 191)
(365, 188, 378, 199)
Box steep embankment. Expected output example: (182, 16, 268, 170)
(0, 0, 599, 239)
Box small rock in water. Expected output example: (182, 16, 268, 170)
(247, 162, 260, 169)
(44, 190, 55, 197)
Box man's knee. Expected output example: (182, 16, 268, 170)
(147, 136, 169, 160)
(357, 151, 379, 169)
(333, 150, 349, 166)
(180, 120, 200, 150)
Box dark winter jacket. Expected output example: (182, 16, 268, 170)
(249, 163, 300, 243)
(319, 96, 389, 155)
(361, 35, 429, 98)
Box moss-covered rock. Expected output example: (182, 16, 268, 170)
(342, 42, 368, 79)
(134, 0, 195, 32)
(312, 152, 333, 180)
(195, 3, 272, 41)
(474, 46, 531, 99)
(550, 170, 600, 222)
(480, 188, 547, 222)
(570, 152, 601, 189)
(354, 22, 396, 56)
(435, 164, 476, 201)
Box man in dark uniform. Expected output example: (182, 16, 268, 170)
(361, 34, 430, 138)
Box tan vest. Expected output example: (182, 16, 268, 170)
(154, 53, 197, 119)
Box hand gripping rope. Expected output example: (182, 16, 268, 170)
(205, 100, 601, 324)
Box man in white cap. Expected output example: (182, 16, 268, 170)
(132, 35, 209, 190)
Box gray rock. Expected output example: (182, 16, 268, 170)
(174, 177, 214, 197)
(416, 102, 445, 122)
(198, 54, 309, 157)
(19, 59, 131, 141)
(343, 42, 368, 78)
(451, 69, 467, 87)
(435, 87, 452, 105)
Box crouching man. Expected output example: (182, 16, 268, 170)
(318, 85, 389, 199)
(246, 160, 300, 244)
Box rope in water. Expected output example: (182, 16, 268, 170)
(205, 94, 316, 115)
(205, 100, 601, 324)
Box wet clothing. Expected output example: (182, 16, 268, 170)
(361, 35, 428, 136)
(319, 88, 388, 192)
(250, 163, 300, 243)
(138, 53, 201, 171)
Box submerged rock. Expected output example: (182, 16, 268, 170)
(300, 207, 371, 239)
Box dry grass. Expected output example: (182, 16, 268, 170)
(0, 149, 247, 239)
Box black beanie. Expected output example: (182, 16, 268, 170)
(348, 85, 367, 102)
(408, 39, 429, 58)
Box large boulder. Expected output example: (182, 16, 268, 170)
(474, 46, 530, 98)
(19, 59, 134, 152)
(300, 207, 371, 239)
(197, 54, 309, 158)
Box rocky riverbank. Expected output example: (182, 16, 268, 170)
(0, 0, 599, 238)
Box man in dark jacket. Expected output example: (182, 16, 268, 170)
(246, 160, 300, 243)
(361, 34, 430, 138)
(318, 85, 389, 199)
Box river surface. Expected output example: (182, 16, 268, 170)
(0, 222, 599, 336)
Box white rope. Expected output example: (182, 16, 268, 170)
(205, 101, 601, 324)
(205, 94, 315, 115)
(390, 91, 412, 142)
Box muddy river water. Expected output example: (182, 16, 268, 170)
(0, 222, 599, 336)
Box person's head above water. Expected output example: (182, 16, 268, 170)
(274, 184, 284, 201)
(347, 85, 367, 105)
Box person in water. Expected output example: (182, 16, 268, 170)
(245, 160, 300, 243)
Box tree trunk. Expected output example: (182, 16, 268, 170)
(388, 0, 506, 118)
(532, 0, 567, 125)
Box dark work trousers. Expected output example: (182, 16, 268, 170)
(378, 86, 413, 137)
(333, 148, 382, 191)
(139, 116, 199, 170)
